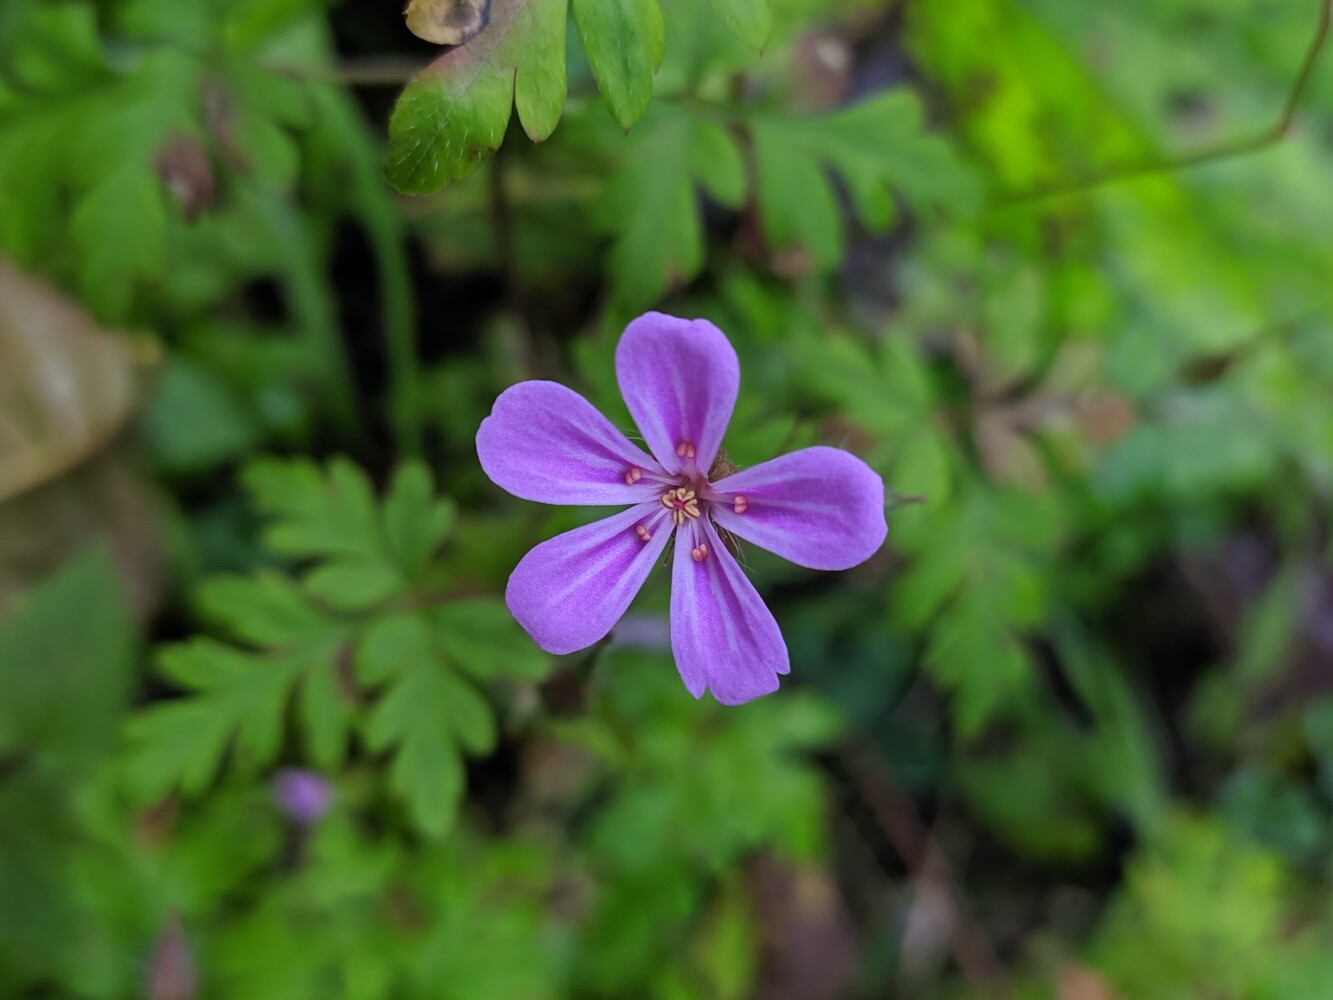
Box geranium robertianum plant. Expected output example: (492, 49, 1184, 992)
(477, 312, 887, 704)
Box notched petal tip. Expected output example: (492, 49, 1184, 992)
(476, 380, 663, 506)
(670, 520, 789, 707)
(708, 670, 782, 706)
(616, 312, 741, 474)
(506, 503, 672, 655)
(711, 446, 887, 571)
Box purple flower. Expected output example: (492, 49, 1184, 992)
(476, 313, 886, 704)
(273, 768, 332, 826)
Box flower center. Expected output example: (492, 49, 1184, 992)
(661, 486, 701, 525)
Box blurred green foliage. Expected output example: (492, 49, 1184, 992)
(3, 0, 1333, 997)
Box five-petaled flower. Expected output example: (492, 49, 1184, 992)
(476, 312, 887, 704)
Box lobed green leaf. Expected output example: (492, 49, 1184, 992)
(705, 0, 771, 50)
(602, 103, 746, 306)
(751, 90, 980, 267)
(381, 461, 456, 574)
(572, 0, 665, 129)
(386, 0, 569, 194)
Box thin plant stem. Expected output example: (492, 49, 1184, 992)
(262, 57, 429, 87)
(253, 185, 363, 441)
(842, 735, 1008, 999)
(998, 0, 1333, 203)
(314, 87, 425, 456)
(489, 147, 519, 302)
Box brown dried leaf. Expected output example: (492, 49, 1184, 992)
(0, 259, 162, 617)
(0, 443, 164, 619)
(0, 259, 154, 501)
(405, 0, 492, 45)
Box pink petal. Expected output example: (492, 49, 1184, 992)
(670, 518, 789, 705)
(615, 313, 739, 476)
(477, 381, 665, 505)
(507, 503, 672, 655)
(708, 446, 886, 571)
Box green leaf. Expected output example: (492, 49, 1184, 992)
(381, 461, 455, 574)
(356, 610, 503, 834)
(356, 612, 433, 686)
(705, 0, 770, 50)
(0, 18, 200, 322)
(890, 508, 969, 627)
(572, 0, 665, 128)
(130, 456, 484, 810)
(69, 163, 166, 318)
(791, 329, 933, 439)
(891, 489, 1054, 733)
(303, 558, 406, 612)
(957, 739, 1102, 859)
(244, 456, 383, 561)
(602, 103, 746, 306)
(386, 0, 569, 194)
(441, 671, 497, 755)
(429, 598, 552, 681)
(299, 656, 355, 769)
(141, 357, 261, 474)
(130, 455, 480, 798)
(198, 572, 329, 647)
(0, 2, 108, 91)
(751, 90, 979, 267)
(0, 548, 135, 768)
(580, 655, 842, 875)
(226, 100, 301, 189)
(924, 583, 1034, 735)
(243, 457, 457, 610)
(687, 115, 746, 207)
(893, 428, 953, 503)
(125, 639, 307, 797)
(695, 878, 757, 1000)
(751, 129, 843, 266)
(364, 652, 469, 836)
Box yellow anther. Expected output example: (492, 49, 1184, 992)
(660, 487, 700, 526)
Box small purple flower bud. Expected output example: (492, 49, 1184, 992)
(273, 768, 332, 826)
